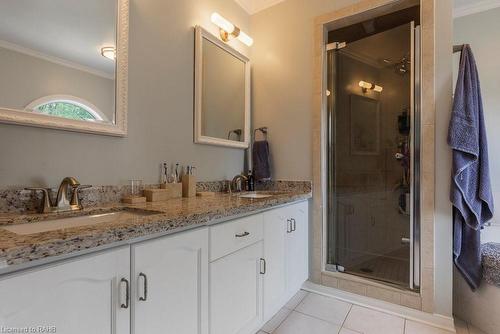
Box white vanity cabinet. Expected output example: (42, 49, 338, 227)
(209, 214, 265, 334)
(0, 199, 309, 334)
(131, 228, 208, 334)
(0, 247, 130, 334)
(262, 201, 309, 321)
(209, 201, 309, 333)
(210, 242, 264, 334)
(262, 207, 289, 320)
(285, 201, 309, 295)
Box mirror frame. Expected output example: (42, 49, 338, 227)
(194, 26, 250, 149)
(0, 0, 129, 137)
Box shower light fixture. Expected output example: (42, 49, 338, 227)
(100, 47, 116, 60)
(359, 81, 383, 93)
(211, 12, 253, 46)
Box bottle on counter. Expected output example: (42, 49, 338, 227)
(247, 170, 255, 191)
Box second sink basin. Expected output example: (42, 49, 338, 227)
(2, 209, 160, 235)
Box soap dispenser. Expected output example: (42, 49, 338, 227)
(247, 170, 255, 191)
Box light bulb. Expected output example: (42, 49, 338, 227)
(238, 31, 254, 47)
(211, 12, 235, 34)
(359, 81, 372, 90)
(100, 47, 116, 60)
(359, 81, 383, 93)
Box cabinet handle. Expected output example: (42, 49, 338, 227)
(139, 273, 148, 301)
(235, 231, 250, 238)
(286, 219, 292, 233)
(260, 258, 266, 275)
(291, 218, 297, 232)
(120, 278, 130, 309)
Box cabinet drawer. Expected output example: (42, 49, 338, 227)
(210, 214, 264, 261)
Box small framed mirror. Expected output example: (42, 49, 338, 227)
(194, 26, 250, 149)
(0, 0, 129, 136)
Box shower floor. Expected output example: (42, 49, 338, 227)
(338, 247, 410, 287)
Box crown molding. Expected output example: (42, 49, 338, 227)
(0, 39, 114, 80)
(234, 0, 286, 15)
(454, 0, 500, 18)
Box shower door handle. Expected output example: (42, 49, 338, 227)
(401, 237, 411, 245)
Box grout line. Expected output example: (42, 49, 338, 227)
(271, 308, 293, 333)
(341, 304, 361, 333)
(292, 309, 347, 327)
(341, 303, 353, 328)
(339, 304, 361, 334)
(293, 293, 308, 310)
(303, 283, 453, 330)
(265, 291, 309, 333)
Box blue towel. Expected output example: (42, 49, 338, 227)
(252, 140, 271, 181)
(448, 45, 494, 290)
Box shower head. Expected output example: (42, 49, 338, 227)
(382, 55, 410, 76)
(395, 56, 410, 75)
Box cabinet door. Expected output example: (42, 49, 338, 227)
(210, 242, 263, 334)
(0, 247, 130, 334)
(262, 207, 288, 320)
(132, 228, 208, 334)
(286, 201, 309, 295)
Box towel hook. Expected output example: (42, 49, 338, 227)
(253, 127, 268, 141)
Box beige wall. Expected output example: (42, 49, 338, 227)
(0, 46, 115, 120)
(454, 8, 500, 236)
(0, 0, 250, 187)
(453, 8, 500, 331)
(251, 0, 357, 180)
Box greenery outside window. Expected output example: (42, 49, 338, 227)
(25, 95, 108, 122)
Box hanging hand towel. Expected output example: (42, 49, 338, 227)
(252, 140, 271, 181)
(448, 45, 494, 290)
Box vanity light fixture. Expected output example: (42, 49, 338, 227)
(359, 80, 383, 93)
(210, 12, 253, 46)
(100, 46, 116, 60)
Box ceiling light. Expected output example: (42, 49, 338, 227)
(100, 47, 116, 60)
(210, 12, 253, 47)
(359, 80, 383, 93)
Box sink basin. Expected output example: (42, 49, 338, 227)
(238, 192, 274, 199)
(2, 209, 160, 235)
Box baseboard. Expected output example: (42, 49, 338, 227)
(302, 281, 456, 333)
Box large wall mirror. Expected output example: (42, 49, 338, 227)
(0, 0, 128, 136)
(194, 26, 250, 149)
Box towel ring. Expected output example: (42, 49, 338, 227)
(253, 127, 268, 141)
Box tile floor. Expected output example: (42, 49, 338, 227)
(257, 290, 487, 334)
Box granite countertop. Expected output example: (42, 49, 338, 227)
(482, 242, 500, 287)
(0, 190, 311, 274)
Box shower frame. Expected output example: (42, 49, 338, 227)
(324, 21, 422, 291)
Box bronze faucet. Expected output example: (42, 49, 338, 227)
(25, 177, 90, 213)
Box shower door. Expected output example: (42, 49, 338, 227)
(326, 22, 421, 290)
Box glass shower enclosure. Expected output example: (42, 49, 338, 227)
(326, 21, 421, 290)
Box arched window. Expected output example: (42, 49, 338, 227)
(25, 95, 108, 122)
